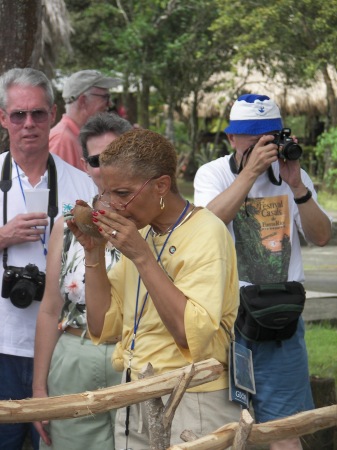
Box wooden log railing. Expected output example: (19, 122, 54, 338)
(0, 357, 336, 449)
(0, 358, 222, 423)
(169, 405, 337, 449)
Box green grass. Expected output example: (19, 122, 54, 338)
(305, 322, 337, 387)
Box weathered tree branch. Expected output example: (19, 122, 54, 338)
(0, 358, 223, 424)
(168, 405, 337, 449)
(163, 361, 195, 429)
(1, 356, 334, 450)
(232, 409, 254, 450)
(138, 362, 196, 449)
(138, 363, 170, 450)
(154, 0, 179, 28)
(116, 0, 129, 24)
(181, 430, 199, 442)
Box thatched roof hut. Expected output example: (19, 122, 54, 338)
(182, 66, 337, 120)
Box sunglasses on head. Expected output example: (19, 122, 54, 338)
(6, 109, 50, 125)
(85, 154, 100, 168)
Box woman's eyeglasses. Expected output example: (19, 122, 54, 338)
(85, 154, 100, 168)
(6, 109, 50, 125)
(98, 178, 153, 211)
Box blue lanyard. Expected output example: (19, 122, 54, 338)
(15, 162, 48, 256)
(130, 201, 190, 354)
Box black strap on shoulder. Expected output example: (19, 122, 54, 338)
(47, 154, 58, 230)
(0, 151, 12, 228)
(0, 152, 58, 268)
(0, 152, 11, 268)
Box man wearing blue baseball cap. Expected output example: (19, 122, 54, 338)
(194, 94, 332, 450)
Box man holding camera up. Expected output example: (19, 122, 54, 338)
(194, 94, 332, 450)
(0, 68, 97, 450)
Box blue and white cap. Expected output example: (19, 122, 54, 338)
(225, 94, 283, 135)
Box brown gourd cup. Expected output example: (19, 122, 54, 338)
(72, 202, 103, 239)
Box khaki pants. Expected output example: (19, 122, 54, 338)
(115, 386, 241, 450)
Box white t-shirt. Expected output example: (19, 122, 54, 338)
(0, 153, 97, 358)
(194, 156, 325, 286)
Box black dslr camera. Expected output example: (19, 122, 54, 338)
(2, 263, 45, 309)
(271, 128, 302, 160)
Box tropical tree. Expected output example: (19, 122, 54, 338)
(0, 0, 71, 77)
(213, 0, 337, 127)
(0, 0, 72, 151)
(315, 127, 337, 192)
(62, 0, 233, 151)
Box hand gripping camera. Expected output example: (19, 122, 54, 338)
(271, 128, 303, 161)
(2, 263, 45, 309)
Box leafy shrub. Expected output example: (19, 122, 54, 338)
(314, 127, 337, 192)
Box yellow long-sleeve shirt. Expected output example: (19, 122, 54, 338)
(92, 208, 239, 392)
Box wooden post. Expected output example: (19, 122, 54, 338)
(138, 362, 196, 450)
(232, 409, 254, 449)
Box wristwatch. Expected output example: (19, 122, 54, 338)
(294, 188, 312, 204)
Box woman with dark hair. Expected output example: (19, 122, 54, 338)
(68, 128, 240, 449)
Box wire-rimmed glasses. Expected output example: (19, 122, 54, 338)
(88, 93, 111, 105)
(98, 178, 154, 211)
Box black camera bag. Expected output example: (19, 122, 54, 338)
(235, 281, 306, 342)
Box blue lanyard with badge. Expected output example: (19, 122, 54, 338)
(221, 323, 256, 409)
(123, 201, 190, 450)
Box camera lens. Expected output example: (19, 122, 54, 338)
(282, 143, 303, 161)
(10, 280, 36, 309)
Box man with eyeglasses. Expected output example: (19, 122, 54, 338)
(0, 67, 97, 450)
(49, 69, 121, 170)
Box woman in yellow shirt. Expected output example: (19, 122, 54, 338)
(68, 128, 240, 449)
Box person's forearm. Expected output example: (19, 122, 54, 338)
(297, 199, 332, 246)
(33, 310, 62, 396)
(85, 246, 113, 337)
(207, 170, 257, 224)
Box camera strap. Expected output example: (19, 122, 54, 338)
(0, 151, 58, 268)
(268, 166, 282, 186)
(229, 148, 282, 186)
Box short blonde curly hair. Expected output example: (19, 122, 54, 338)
(100, 128, 178, 193)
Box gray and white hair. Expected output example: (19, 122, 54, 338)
(0, 67, 54, 109)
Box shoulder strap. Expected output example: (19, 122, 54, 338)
(47, 154, 58, 230)
(0, 152, 12, 268)
(0, 151, 12, 228)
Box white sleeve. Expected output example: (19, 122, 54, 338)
(193, 157, 233, 207)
